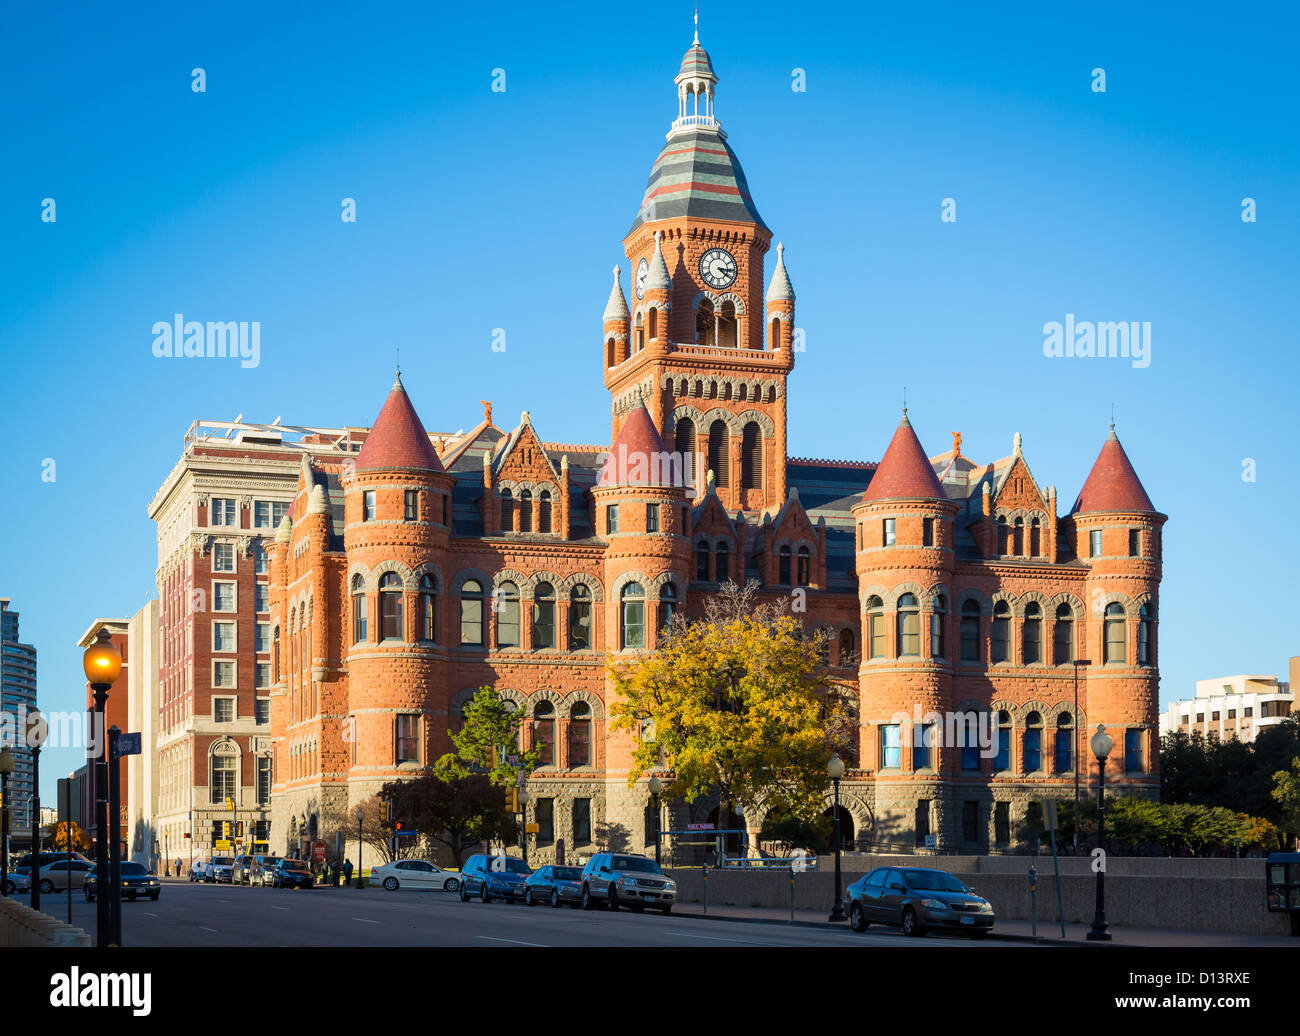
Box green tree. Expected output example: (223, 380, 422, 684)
(383, 771, 518, 868)
(436, 685, 539, 787)
(1271, 757, 1300, 842)
(609, 581, 841, 844)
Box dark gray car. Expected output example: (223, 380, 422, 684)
(844, 866, 995, 937)
(523, 865, 584, 907)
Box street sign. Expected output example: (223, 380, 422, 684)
(113, 732, 142, 757)
(524, 822, 539, 834)
(687, 823, 715, 831)
(924, 834, 937, 849)
(311, 840, 327, 864)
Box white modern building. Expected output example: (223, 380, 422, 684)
(1160, 664, 1295, 743)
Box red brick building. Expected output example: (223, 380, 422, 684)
(258, 33, 1164, 858)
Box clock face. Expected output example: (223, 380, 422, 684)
(635, 258, 649, 300)
(698, 248, 738, 290)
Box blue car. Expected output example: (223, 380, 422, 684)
(457, 853, 531, 904)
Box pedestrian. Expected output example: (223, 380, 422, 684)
(343, 858, 353, 887)
(175, 857, 182, 878)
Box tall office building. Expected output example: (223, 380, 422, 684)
(0, 598, 38, 830)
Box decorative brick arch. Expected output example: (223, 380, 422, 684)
(560, 573, 604, 602)
(667, 404, 705, 437)
(1133, 591, 1157, 612)
(1015, 590, 1052, 619)
(922, 582, 951, 607)
(989, 589, 1018, 612)
(561, 688, 604, 720)
(697, 406, 741, 435)
(953, 588, 993, 612)
(371, 559, 417, 592)
(733, 409, 775, 438)
(610, 570, 650, 598)
(345, 561, 373, 592)
(1050, 591, 1085, 621)
(525, 571, 564, 597)
(410, 560, 444, 591)
(1091, 589, 1136, 619)
(648, 571, 682, 599)
(452, 569, 493, 596)
(527, 687, 564, 711)
(990, 699, 1021, 723)
(818, 788, 874, 845)
(492, 569, 529, 592)
(886, 581, 927, 610)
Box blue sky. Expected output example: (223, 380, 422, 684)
(2, 1, 1297, 794)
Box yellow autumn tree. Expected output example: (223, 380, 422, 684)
(608, 581, 842, 845)
(52, 821, 90, 852)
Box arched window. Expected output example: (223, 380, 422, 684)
(210, 753, 237, 804)
(634, 312, 644, 352)
(838, 628, 855, 665)
(1053, 603, 1074, 664)
(606, 338, 615, 368)
(778, 545, 792, 585)
(532, 582, 555, 650)
(500, 489, 514, 532)
(741, 422, 762, 489)
(696, 541, 710, 581)
(960, 600, 981, 661)
(519, 490, 532, 533)
(1013, 517, 1024, 556)
(460, 579, 484, 647)
(930, 595, 947, 659)
(379, 572, 404, 641)
(272, 626, 281, 681)
(351, 575, 367, 644)
(568, 702, 592, 767)
(997, 516, 1010, 554)
(419, 574, 437, 643)
(1023, 602, 1042, 664)
(1054, 712, 1074, 773)
(718, 300, 737, 348)
(696, 298, 715, 346)
(658, 582, 677, 632)
(497, 581, 520, 648)
(621, 582, 645, 649)
(1030, 517, 1041, 557)
(1138, 603, 1154, 665)
(994, 711, 1012, 771)
(991, 602, 1011, 662)
(569, 583, 592, 650)
(714, 541, 729, 583)
(1104, 602, 1126, 663)
(648, 306, 658, 341)
(769, 316, 781, 349)
(1024, 711, 1043, 773)
(533, 701, 555, 765)
(796, 546, 811, 587)
(960, 711, 983, 771)
(867, 596, 885, 659)
(538, 490, 552, 534)
(708, 420, 729, 488)
(675, 418, 696, 489)
(897, 594, 920, 657)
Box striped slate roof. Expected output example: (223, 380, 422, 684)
(629, 128, 768, 233)
(678, 44, 716, 80)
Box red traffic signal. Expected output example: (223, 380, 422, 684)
(394, 820, 404, 831)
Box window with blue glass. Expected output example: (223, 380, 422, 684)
(1023, 711, 1043, 772)
(879, 724, 901, 769)
(912, 722, 933, 771)
(994, 711, 1011, 771)
(959, 712, 982, 771)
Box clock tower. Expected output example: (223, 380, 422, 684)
(602, 27, 796, 515)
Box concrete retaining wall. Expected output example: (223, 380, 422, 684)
(0, 899, 92, 947)
(666, 855, 1291, 935)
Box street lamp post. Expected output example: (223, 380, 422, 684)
(1087, 724, 1113, 942)
(649, 776, 663, 866)
(827, 753, 846, 922)
(517, 789, 530, 868)
(108, 726, 123, 946)
(0, 748, 14, 897)
(1072, 659, 1092, 853)
(29, 710, 46, 912)
(355, 807, 364, 889)
(83, 629, 123, 947)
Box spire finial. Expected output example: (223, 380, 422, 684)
(902, 386, 907, 417)
(694, 7, 699, 44)
(1110, 402, 1115, 432)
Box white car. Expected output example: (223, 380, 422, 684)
(371, 859, 461, 893)
(26, 858, 97, 894)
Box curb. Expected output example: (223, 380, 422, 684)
(671, 907, 1081, 944)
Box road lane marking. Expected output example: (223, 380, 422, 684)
(662, 930, 766, 944)
(199, 926, 219, 933)
(352, 917, 380, 924)
(475, 936, 549, 947)
(271, 906, 290, 911)
(143, 912, 159, 918)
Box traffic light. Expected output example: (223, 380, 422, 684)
(393, 820, 404, 833)
(223, 821, 232, 840)
(506, 788, 519, 813)
(382, 799, 393, 823)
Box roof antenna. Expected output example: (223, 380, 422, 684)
(693, 8, 699, 45)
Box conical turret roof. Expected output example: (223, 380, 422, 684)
(603, 266, 630, 322)
(1070, 428, 1155, 514)
(355, 373, 445, 474)
(597, 395, 677, 487)
(862, 413, 944, 502)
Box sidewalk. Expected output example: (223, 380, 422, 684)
(671, 902, 1298, 946)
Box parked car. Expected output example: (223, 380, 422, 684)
(580, 852, 675, 913)
(371, 859, 461, 893)
(457, 853, 530, 903)
(230, 855, 257, 885)
(187, 858, 209, 882)
(251, 855, 284, 886)
(84, 862, 161, 902)
(205, 856, 235, 883)
(270, 858, 314, 890)
(13, 850, 90, 875)
(29, 858, 97, 894)
(843, 866, 995, 937)
(523, 864, 584, 908)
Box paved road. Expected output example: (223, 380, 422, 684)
(36, 880, 1011, 948)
